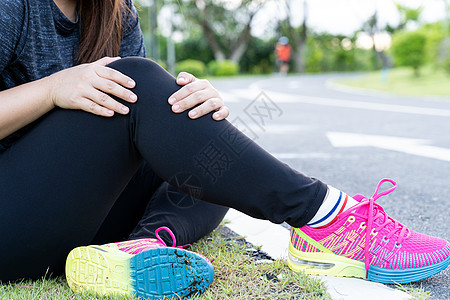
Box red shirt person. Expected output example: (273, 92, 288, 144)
(275, 36, 292, 74)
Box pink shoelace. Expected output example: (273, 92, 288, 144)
(348, 179, 409, 272)
(156, 227, 215, 263)
(155, 226, 191, 249)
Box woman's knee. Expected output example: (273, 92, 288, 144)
(108, 57, 176, 91)
(107, 57, 181, 109)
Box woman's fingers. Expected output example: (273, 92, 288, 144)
(168, 79, 209, 106)
(212, 105, 230, 121)
(92, 76, 137, 104)
(168, 77, 228, 120)
(176, 72, 197, 86)
(95, 65, 136, 91)
(95, 56, 122, 67)
(86, 88, 130, 115)
(77, 97, 115, 117)
(171, 88, 220, 113)
(48, 57, 139, 116)
(187, 98, 224, 119)
(88, 61, 137, 114)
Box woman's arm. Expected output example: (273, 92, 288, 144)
(0, 76, 54, 140)
(0, 57, 137, 140)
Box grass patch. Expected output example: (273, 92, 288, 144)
(189, 226, 330, 300)
(336, 66, 450, 97)
(0, 225, 433, 299)
(396, 284, 432, 300)
(0, 225, 330, 300)
(0, 276, 136, 300)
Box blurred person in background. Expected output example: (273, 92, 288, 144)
(275, 36, 292, 74)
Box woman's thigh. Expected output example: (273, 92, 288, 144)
(0, 108, 143, 280)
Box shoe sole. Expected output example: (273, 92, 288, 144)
(66, 245, 214, 299)
(287, 242, 366, 279)
(288, 242, 450, 284)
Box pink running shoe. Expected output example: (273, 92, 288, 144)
(66, 227, 214, 299)
(288, 179, 450, 284)
(103, 226, 191, 254)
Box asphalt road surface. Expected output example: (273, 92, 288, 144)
(210, 73, 450, 299)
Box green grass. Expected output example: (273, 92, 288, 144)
(396, 284, 432, 300)
(0, 226, 330, 300)
(0, 277, 135, 300)
(0, 225, 432, 300)
(335, 66, 450, 97)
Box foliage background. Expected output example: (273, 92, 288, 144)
(133, 0, 449, 77)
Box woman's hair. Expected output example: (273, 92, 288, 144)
(77, 0, 128, 64)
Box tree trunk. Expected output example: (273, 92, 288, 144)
(286, 0, 307, 73)
(229, 14, 254, 63)
(370, 35, 392, 68)
(185, 0, 265, 64)
(201, 20, 226, 61)
(200, 5, 226, 61)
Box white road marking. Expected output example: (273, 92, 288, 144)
(327, 132, 450, 162)
(271, 152, 332, 159)
(216, 91, 240, 102)
(248, 124, 307, 133)
(224, 89, 450, 117)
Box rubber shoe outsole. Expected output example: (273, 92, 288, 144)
(288, 242, 450, 284)
(66, 245, 214, 299)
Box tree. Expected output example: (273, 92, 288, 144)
(394, 2, 423, 31)
(176, 0, 267, 64)
(362, 12, 392, 68)
(391, 31, 427, 76)
(134, 0, 165, 60)
(277, 0, 308, 73)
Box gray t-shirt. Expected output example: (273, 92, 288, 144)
(0, 0, 146, 151)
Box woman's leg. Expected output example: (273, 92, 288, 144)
(0, 57, 326, 281)
(91, 162, 228, 246)
(128, 182, 229, 246)
(0, 106, 145, 281)
(90, 162, 164, 245)
(106, 57, 327, 227)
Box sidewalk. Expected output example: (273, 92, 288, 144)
(224, 209, 411, 300)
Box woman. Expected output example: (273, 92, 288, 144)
(1, 0, 449, 299)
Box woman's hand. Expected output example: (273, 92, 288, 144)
(47, 57, 137, 117)
(168, 72, 229, 121)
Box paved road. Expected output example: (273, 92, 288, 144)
(210, 73, 450, 299)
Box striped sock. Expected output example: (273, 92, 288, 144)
(307, 186, 358, 228)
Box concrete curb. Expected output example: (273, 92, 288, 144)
(225, 209, 411, 300)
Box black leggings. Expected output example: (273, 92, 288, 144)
(0, 57, 327, 281)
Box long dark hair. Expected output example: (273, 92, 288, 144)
(76, 0, 126, 64)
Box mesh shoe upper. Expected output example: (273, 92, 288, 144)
(104, 226, 185, 255)
(292, 179, 450, 271)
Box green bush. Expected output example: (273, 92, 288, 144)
(208, 60, 239, 76)
(444, 56, 450, 75)
(249, 59, 273, 74)
(304, 38, 323, 73)
(417, 23, 445, 66)
(239, 37, 276, 74)
(175, 59, 206, 77)
(391, 31, 427, 75)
